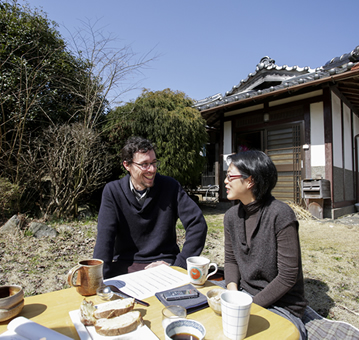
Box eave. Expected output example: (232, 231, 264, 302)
(199, 67, 359, 128)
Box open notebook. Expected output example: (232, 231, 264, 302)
(0, 316, 72, 340)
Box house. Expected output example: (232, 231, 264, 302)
(195, 45, 359, 219)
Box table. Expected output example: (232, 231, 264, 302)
(0, 267, 299, 339)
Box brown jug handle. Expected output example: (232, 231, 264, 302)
(67, 264, 82, 288)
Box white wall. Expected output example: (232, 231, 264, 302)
(332, 93, 343, 167)
(223, 121, 232, 171)
(354, 114, 359, 174)
(310, 102, 325, 167)
(354, 113, 359, 138)
(343, 103, 352, 170)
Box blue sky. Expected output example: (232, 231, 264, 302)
(22, 0, 358, 107)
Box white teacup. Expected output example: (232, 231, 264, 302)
(186, 256, 218, 286)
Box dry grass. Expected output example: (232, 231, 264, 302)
(299, 219, 359, 327)
(1, 202, 358, 329)
(0, 222, 97, 296)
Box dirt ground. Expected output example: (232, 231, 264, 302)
(0, 204, 358, 329)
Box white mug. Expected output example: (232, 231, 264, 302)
(186, 256, 218, 285)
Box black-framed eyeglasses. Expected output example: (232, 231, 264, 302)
(226, 173, 243, 182)
(132, 160, 160, 171)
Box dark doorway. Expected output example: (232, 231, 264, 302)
(235, 131, 262, 152)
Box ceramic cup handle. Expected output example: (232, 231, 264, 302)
(206, 263, 218, 279)
(67, 264, 82, 288)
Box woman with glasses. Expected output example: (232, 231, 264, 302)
(224, 150, 307, 339)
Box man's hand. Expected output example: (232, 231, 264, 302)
(144, 261, 170, 270)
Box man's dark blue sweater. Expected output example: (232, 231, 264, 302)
(93, 173, 208, 278)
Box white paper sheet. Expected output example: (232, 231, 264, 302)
(0, 316, 72, 340)
(104, 265, 190, 300)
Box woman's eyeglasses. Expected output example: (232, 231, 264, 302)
(226, 173, 243, 182)
(132, 161, 160, 171)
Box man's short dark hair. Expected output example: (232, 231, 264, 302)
(227, 150, 277, 201)
(121, 136, 155, 163)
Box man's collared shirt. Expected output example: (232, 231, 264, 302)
(129, 177, 149, 205)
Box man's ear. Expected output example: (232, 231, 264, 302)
(123, 161, 131, 172)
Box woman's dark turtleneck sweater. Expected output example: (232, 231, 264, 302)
(224, 198, 307, 318)
(243, 200, 261, 247)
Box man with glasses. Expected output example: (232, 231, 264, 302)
(94, 136, 208, 278)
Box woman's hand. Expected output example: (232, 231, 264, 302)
(226, 282, 238, 291)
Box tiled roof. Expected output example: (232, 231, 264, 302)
(195, 45, 359, 112)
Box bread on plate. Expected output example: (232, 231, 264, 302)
(80, 299, 97, 326)
(94, 310, 142, 336)
(93, 298, 135, 319)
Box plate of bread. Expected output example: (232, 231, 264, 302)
(69, 298, 158, 339)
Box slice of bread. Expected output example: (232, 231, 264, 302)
(94, 310, 142, 336)
(93, 298, 135, 319)
(80, 299, 97, 326)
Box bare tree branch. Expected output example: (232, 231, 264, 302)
(63, 18, 158, 129)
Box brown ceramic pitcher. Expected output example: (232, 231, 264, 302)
(67, 259, 103, 296)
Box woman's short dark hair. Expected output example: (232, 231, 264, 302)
(121, 136, 155, 163)
(227, 150, 277, 201)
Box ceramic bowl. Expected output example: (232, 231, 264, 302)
(165, 319, 206, 340)
(0, 285, 24, 322)
(206, 288, 224, 315)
